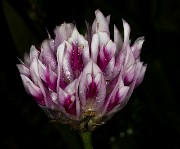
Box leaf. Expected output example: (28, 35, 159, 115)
(2, 0, 38, 58)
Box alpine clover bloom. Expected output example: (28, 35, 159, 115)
(17, 9, 146, 131)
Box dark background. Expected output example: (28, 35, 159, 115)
(1, 0, 180, 148)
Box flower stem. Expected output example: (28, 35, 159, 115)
(79, 131, 93, 149)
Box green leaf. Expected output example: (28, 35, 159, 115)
(3, 0, 38, 58)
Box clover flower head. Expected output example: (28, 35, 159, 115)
(17, 9, 146, 131)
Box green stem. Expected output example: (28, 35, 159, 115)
(79, 131, 93, 149)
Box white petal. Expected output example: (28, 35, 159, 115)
(29, 58, 40, 85)
(17, 64, 30, 77)
(135, 64, 147, 87)
(104, 56, 115, 80)
(30, 45, 39, 61)
(106, 15, 111, 25)
(124, 45, 135, 69)
(91, 33, 99, 63)
(122, 19, 131, 44)
(95, 9, 110, 34)
(65, 79, 78, 95)
(20, 74, 43, 100)
(131, 37, 145, 59)
(57, 42, 65, 64)
(114, 25, 123, 55)
(98, 31, 110, 45)
(106, 40, 116, 58)
(54, 23, 74, 46)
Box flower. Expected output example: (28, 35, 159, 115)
(17, 9, 146, 131)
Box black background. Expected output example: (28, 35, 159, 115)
(0, 0, 180, 148)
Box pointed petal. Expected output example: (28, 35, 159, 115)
(91, 18, 97, 34)
(30, 45, 39, 61)
(94, 73, 106, 104)
(79, 60, 103, 107)
(122, 19, 131, 44)
(131, 37, 145, 59)
(95, 9, 110, 35)
(98, 31, 110, 45)
(124, 65, 135, 86)
(105, 40, 116, 60)
(57, 42, 65, 65)
(106, 15, 111, 25)
(114, 25, 123, 55)
(16, 64, 30, 77)
(104, 56, 115, 80)
(124, 45, 135, 69)
(24, 52, 31, 66)
(39, 40, 57, 70)
(20, 74, 44, 105)
(91, 33, 99, 63)
(135, 64, 147, 87)
(65, 79, 78, 95)
(29, 58, 40, 86)
(106, 86, 129, 115)
(54, 23, 74, 46)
